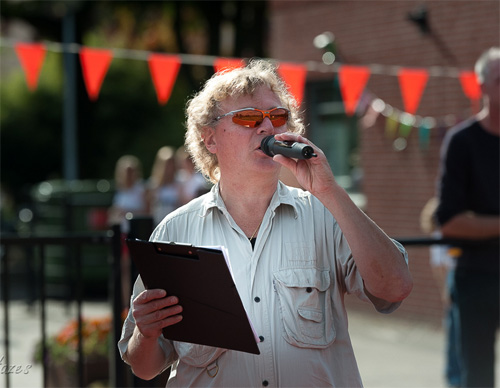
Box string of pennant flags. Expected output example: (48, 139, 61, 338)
(4, 38, 482, 148)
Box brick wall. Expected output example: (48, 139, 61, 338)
(268, 0, 499, 324)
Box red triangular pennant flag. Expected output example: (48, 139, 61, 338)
(459, 71, 482, 113)
(213, 58, 244, 73)
(79, 47, 113, 101)
(14, 43, 47, 91)
(338, 65, 371, 116)
(148, 54, 181, 105)
(398, 68, 429, 114)
(459, 71, 482, 100)
(278, 63, 307, 106)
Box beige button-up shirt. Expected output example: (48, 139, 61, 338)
(118, 182, 407, 387)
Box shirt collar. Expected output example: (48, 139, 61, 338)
(199, 181, 298, 218)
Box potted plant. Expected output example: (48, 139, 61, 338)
(34, 315, 112, 387)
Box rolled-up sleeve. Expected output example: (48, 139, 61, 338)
(342, 236, 408, 314)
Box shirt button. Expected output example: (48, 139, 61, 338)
(254, 296, 261, 303)
(259, 335, 265, 342)
(306, 287, 313, 293)
(262, 380, 269, 386)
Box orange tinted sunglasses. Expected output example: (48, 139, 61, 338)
(215, 107, 289, 128)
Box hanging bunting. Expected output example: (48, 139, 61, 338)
(459, 71, 482, 113)
(277, 62, 307, 106)
(459, 71, 481, 100)
(14, 42, 47, 91)
(398, 68, 429, 114)
(148, 54, 181, 105)
(338, 65, 371, 116)
(385, 110, 399, 139)
(398, 112, 415, 138)
(418, 117, 435, 150)
(360, 101, 381, 128)
(7, 39, 478, 136)
(79, 48, 113, 101)
(213, 58, 245, 73)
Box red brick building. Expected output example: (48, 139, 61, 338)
(267, 0, 499, 324)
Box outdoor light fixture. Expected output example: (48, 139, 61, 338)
(313, 31, 337, 65)
(407, 4, 430, 34)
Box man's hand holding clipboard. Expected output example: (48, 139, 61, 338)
(126, 238, 260, 355)
(129, 288, 183, 342)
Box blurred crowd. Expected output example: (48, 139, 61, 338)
(107, 146, 210, 233)
(106, 146, 211, 307)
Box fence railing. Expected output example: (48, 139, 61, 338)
(395, 236, 499, 248)
(0, 225, 126, 388)
(1, 222, 497, 388)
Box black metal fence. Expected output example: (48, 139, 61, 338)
(1, 225, 125, 388)
(1, 219, 497, 388)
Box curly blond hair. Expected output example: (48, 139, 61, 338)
(185, 59, 305, 183)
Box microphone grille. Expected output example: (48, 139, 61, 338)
(260, 135, 275, 156)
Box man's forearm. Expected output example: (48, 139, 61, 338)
(126, 327, 170, 381)
(316, 183, 413, 302)
(441, 212, 500, 239)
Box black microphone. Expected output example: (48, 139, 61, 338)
(260, 135, 317, 160)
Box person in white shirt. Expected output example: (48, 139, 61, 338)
(108, 154, 149, 234)
(118, 59, 413, 387)
(108, 154, 150, 307)
(175, 146, 210, 205)
(147, 146, 182, 227)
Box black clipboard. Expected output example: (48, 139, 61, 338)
(126, 238, 260, 355)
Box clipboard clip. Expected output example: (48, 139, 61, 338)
(152, 241, 199, 259)
(154, 241, 192, 249)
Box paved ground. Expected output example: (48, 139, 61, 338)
(1, 300, 111, 388)
(349, 307, 447, 387)
(1, 299, 499, 387)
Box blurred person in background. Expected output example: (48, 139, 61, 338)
(108, 154, 149, 306)
(118, 59, 412, 387)
(108, 155, 149, 232)
(0, 184, 18, 234)
(436, 47, 500, 388)
(421, 197, 462, 388)
(147, 146, 182, 226)
(175, 146, 210, 205)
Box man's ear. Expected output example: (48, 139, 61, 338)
(202, 127, 217, 154)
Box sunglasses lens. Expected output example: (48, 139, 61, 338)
(231, 108, 289, 128)
(270, 109, 288, 127)
(232, 110, 263, 128)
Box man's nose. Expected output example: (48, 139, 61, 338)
(256, 117, 275, 134)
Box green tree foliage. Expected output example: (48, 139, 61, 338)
(1, 1, 268, 203)
(1, 51, 64, 202)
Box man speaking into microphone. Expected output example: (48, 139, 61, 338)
(119, 59, 413, 387)
(261, 135, 317, 159)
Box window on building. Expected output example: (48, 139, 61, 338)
(305, 79, 366, 209)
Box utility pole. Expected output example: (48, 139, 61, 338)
(62, 5, 78, 181)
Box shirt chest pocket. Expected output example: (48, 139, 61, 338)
(273, 268, 336, 349)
